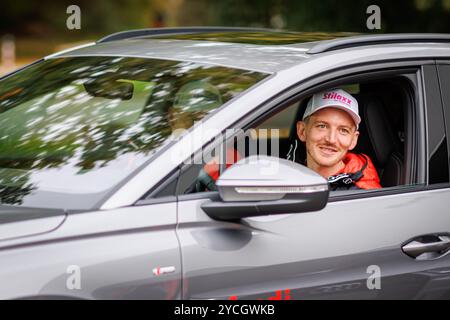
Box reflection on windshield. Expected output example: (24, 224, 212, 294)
(0, 56, 267, 209)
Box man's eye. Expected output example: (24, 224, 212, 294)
(340, 128, 350, 134)
(316, 124, 326, 129)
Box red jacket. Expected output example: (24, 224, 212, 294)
(334, 152, 381, 189)
(203, 150, 381, 190)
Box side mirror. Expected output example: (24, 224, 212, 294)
(201, 155, 329, 221)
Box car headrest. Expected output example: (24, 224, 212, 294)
(288, 100, 308, 140)
(359, 95, 397, 167)
(285, 100, 308, 162)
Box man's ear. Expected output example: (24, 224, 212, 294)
(297, 121, 307, 142)
(349, 130, 360, 151)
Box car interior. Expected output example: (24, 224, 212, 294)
(248, 76, 414, 189)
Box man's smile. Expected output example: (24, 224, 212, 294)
(318, 145, 339, 156)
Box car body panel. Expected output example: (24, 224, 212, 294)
(177, 187, 450, 300)
(0, 203, 181, 300)
(54, 39, 450, 75)
(55, 39, 310, 73)
(0, 214, 66, 242)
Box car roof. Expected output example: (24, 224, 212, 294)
(52, 29, 450, 74)
(54, 38, 314, 73)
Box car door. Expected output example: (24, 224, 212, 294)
(176, 63, 450, 300)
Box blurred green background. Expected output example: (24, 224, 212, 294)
(1, 0, 450, 75)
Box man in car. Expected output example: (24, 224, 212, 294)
(196, 88, 381, 191)
(294, 88, 381, 190)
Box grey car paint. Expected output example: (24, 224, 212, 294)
(0, 33, 449, 299)
(54, 39, 311, 74)
(0, 203, 181, 299)
(177, 187, 450, 300)
(216, 156, 328, 202)
(0, 215, 66, 242)
(0, 206, 66, 241)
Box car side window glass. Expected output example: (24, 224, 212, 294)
(178, 132, 240, 195)
(145, 170, 179, 199)
(177, 101, 299, 195)
(178, 73, 421, 196)
(236, 78, 412, 192)
(178, 164, 206, 195)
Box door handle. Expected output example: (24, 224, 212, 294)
(402, 235, 450, 260)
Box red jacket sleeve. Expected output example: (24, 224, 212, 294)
(203, 148, 242, 182)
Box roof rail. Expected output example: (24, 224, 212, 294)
(307, 33, 450, 54)
(97, 26, 271, 43)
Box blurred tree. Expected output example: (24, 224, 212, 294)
(2, 0, 450, 37)
(204, 0, 450, 33)
(177, 0, 210, 26)
(1, 0, 153, 37)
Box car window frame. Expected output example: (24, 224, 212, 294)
(174, 59, 434, 203)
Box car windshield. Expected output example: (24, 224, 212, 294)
(0, 56, 268, 210)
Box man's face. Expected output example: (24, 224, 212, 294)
(297, 107, 359, 169)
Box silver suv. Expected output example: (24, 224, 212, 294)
(1, 28, 450, 300)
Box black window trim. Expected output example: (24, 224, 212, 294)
(435, 61, 450, 186)
(423, 64, 450, 186)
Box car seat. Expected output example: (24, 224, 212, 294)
(355, 94, 404, 187)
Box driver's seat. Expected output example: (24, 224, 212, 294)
(354, 94, 404, 187)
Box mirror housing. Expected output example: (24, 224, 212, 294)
(201, 156, 329, 221)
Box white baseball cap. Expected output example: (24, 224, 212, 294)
(303, 88, 361, 129)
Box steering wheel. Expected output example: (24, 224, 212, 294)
(194, 168, 218, 192)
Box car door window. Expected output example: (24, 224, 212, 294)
(178, 70, 424, 197)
